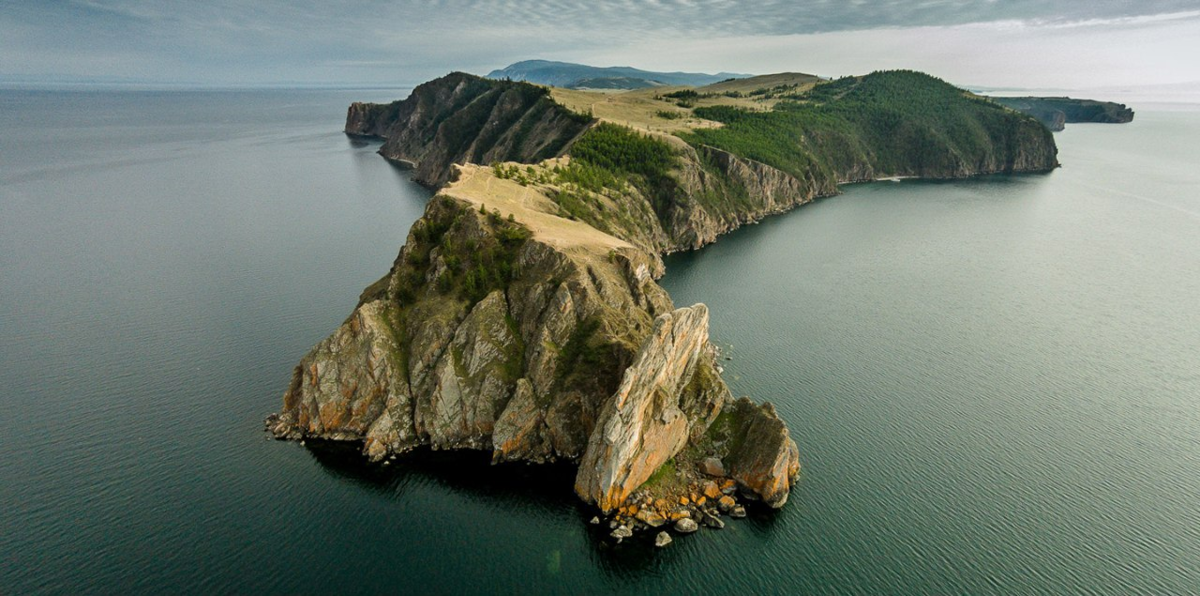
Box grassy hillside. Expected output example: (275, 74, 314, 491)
(352, 69, 1058, 255)
(697, 72, 824, 96)
(684, 70, 1057, 180)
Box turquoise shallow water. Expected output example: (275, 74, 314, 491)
(1, 90, 1198, 594)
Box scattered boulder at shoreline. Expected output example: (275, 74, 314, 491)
(674, 518, 699, 534)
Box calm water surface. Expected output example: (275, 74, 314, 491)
(1, 90, 1198, 594)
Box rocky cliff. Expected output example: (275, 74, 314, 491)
(663, 144, 839, 250)
(345, 73, 591, 187)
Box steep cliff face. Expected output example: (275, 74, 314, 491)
(663, 145, 838, 250)
(344, 101, 396, 138)
(503, 144, 834, 257)
(345, 72, 591, 186)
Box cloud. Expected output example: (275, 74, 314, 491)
(2, 0, 1198, 87)
(579, 16, 1200, 90)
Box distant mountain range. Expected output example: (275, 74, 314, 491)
(485, 60, 750, 90)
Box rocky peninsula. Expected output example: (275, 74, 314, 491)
(990, 96, 1135, 131)
(269, 69, 1059, 542)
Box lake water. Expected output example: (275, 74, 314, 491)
(1, 90, 1198, 594)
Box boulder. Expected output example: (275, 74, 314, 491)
(635, 508, 668, 528)
(701, 457, 727, 477)
(702, 514, 725, 529)
(655, 531, 673, 547)
(674, 518, 699, 534)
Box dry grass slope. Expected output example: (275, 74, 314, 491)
(440, 162, 633, 260)
(698, 72, 824, 95)
(545, 71, 825, 145)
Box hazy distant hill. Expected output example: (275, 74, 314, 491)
(485, 60, 749, 90)
(990, 96, 1134, 131)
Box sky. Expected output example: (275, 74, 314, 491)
(2, 0, 1199, 92)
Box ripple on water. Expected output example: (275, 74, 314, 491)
(2, 94, 1200, 595)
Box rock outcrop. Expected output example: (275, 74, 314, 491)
(663, 145, 838, 250)
(722, 398, 802, 508)
(574, 305, 728, 511)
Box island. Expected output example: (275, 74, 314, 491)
(267, 68, 1059, 543)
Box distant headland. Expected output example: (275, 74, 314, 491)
(989, 96, 1135, 131)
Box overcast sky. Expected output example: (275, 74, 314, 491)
(3, 0, 1199, 91)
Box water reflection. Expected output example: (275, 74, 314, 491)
(303, 437, 785, 582)
(306, 441, 582, 513)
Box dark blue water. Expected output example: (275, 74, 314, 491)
(2, 90, 1198, 594)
